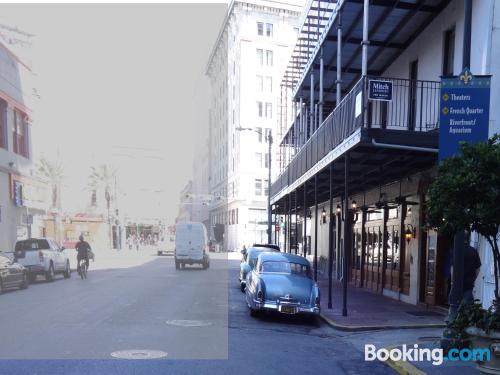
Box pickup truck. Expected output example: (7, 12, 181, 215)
(14, 238, 71, 282)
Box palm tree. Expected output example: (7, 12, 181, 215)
(37, 156, 64, 210)
(89, 164, 117, 248)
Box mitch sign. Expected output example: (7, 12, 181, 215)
(368, 80, 392, 101)
(439, 69, 490, 160)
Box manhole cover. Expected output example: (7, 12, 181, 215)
(165, 319, 213, 327)
(110, 350, 168, 359)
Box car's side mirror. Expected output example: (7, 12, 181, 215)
(61, 247, 66, 251)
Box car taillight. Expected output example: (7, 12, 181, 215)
(315, 296, 320, 307)
(257, 290, 264, 302)
(39, 251, 44, 262)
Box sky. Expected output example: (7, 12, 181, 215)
(0, 3, 227, 224)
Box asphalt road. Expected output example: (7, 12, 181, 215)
(0, 252, 395, 375)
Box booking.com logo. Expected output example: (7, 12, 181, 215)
(365, 344, 491, 366)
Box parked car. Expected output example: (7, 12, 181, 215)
(251, 243, 280, 252)
(239, 246, 280, 292)
(175, 222, 210, 269)
(157, 235, 175, 256)
(0, 255, 29, 293)
(245, 252, 320, 317)
(14, 238, 71, 282)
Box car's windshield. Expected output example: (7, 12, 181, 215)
(248, 254, 260, 269)
(259, 261, 312, 278)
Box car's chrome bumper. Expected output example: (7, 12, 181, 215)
(252, 299, 320, 315)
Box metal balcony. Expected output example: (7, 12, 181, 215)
(271, 76, 440, 201)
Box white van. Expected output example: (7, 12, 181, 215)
(175, 222, 210, 270)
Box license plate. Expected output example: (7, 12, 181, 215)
(279, 305, 297, 314)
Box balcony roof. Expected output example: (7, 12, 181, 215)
(272, 127, 438, 211)
(282, 0, 451, 106)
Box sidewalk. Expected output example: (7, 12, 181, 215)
(317, 277, 446, 331)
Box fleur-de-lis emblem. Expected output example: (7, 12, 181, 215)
(459, 69, 473, 85)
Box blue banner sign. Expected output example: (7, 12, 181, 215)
(439, 69, 490, 160)
(13, 180, 23, 207)
(369, 80, 393, 101)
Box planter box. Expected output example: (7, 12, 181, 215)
(465, 327, 500, 375)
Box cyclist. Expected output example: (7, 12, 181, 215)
(75, 235, 91, 275)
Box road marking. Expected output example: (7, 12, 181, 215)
(165, 320, 213, 327)
(110, 350, 168, 359)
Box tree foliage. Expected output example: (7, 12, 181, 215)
(37, 156, 64, 209)
(88, 164, 117, 209)
(427, 135, 500, 303)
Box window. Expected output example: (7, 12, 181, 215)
(266, 50, 273, 66)
(266, 23, 273, 37)
(443, 27, 455, 76)
(264, 153, 269, 168)
(255, 152, 262, 168)
(257, 101, 263, 117)
(13, 109, 28, 158)
(256, 75, 263, 92)
(265, 102, 272, 118)
(256, 127, 263, 142)
(265, 76, 272, 92)
(0, 99, 6, 149)
(256, 49, 263, 65)
(255, 179, 262, 196)
(257, 22, 264, 36)
(263, 180, 269, 196)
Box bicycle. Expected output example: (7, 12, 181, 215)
(78, 258, 88, 279)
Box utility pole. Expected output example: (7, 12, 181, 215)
(267, 131, 273, 244)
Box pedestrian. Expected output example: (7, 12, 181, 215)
(462, 232, 481, 304)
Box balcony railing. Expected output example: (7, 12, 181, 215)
(271, 76, 440, 198)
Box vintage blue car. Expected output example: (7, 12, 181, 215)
(239, 246, 280, 292)
(245, 252, 320, 317)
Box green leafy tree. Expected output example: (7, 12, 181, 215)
(427, 135, 500, 303)
(37, 156, 64, 209)
(88, 164, 117, 210)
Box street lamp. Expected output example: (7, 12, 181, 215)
(236, 126, 273, 244)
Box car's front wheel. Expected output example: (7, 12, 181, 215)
(20, 272, 29, 289)
(45, 263, 55, 282)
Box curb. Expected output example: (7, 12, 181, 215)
(320, 313, 446, 332)
(384, 345, 426, 375)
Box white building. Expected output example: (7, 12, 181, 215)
(205, 0, 304, 251)
(0, 28, 46, 252)
(270, 0, 500, 309)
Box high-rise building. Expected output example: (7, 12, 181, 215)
(205, 0, 303, 251)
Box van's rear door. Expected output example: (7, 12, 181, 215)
(175, 223, 204, 260)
